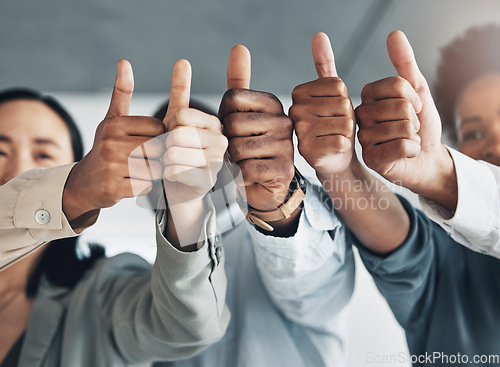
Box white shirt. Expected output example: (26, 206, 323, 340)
(419, 147, 500, 258)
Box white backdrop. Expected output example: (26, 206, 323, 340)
(56, 92, 417, 367)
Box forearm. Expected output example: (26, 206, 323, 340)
(319, 158, 410, 254)
(166, 198, 206, 251)
(410, 144, 458, 212)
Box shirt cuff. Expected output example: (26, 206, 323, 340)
(419, 147, 499, 239)
(12, 163, 98, 241)
(156, 196, 223, 269)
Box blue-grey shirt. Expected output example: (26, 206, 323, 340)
(356, 197, 500, 367)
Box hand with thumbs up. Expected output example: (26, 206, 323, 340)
(355, 31, 457, 210)
(218, 45, 295, 215)
(289, 33, 356, 181)
(162, 59, 228, 206)
(290, 32, 410, 254)
(63, 60, 165, 222)
(162, 59, 228, 250)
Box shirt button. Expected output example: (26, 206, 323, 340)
(35, 209, 51, 225)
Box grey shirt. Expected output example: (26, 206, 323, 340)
(16, 208, 230, 367)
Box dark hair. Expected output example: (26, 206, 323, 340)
(152, 99, 217, 120)
(434, 23, 500, 145)
(0, 88, 84, 161)
(0, 88, 105, 297)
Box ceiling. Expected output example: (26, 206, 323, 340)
(1, 0, 500, 98)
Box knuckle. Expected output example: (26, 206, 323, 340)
(222, 113, 239, 136)
(223, 88, 244, 102)
(392, 76, 409, 96)
(331, 77, 347, 94)
(263, 91, 282, 107)
(274, 115, 293, 135)
(330, 134, 345, 150)
(165, 146, 179, 163)
(340, 96, 352, 114)
(294, 120, 308, 138)
(339, 117, 354, 135)
(394, 139, 409, 155)
(99, 138, 119, 160)
(291, 84, 306, 102)
(221, 89, 246, 113)
(289, 104, 307, 121)
(360, 83, 374, 101)
(288, 104, 298, 119)
(400, 120, 415, 138)
(295, 121, 314, 142)
(228, 139, 243, 161)
(396, 99, 414, 118)
(169, 129, 183, 146)
(355, 105, 368, 123)
(357, 128, 369, 146)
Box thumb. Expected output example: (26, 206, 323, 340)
(106, 60, 134, 118)
(312, 32, 338, 78)
(164, 59, 192, 127)
(227, 45, 251, 89)
(387, 31, 429, 93)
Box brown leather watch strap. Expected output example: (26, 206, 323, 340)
(246, 187, 306, 231)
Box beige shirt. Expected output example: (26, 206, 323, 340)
(0, 163, 230, 365)
(0, 163, 99, 271)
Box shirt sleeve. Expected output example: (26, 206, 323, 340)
(354, 196, 438, 330)
(0, 163, 99, 271)
(419, 147, 500, 258)
(89, 199, 230, 364)
(248, 180, 355, 363)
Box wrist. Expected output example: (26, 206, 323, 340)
(167, 197, 207, 251)
(412, 145, 458, 210)
(316, 155, 364, 194)
(62, 162, 96, 222)
(242, 168, 306, 236)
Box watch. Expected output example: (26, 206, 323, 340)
(239, 168, 307, 232)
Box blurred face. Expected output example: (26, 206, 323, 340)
(0, 100, 74, 185)
(456, 73, 500, 165)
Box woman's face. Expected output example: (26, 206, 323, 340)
(0, 99, 74, 185)
(456, 73, 500, 166)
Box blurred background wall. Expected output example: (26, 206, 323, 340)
(3, 0, 500, 97)
(2, 1, 499, 366)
